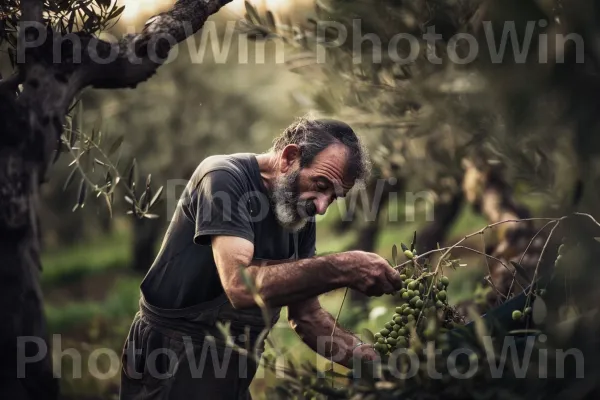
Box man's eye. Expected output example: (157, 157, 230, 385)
(317, 181, 329, 190)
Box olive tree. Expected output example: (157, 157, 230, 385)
(0, 1, 233, 398)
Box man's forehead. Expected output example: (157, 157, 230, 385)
(310, 144, 356, 193)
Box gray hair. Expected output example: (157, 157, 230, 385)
(271, 116, 372, 185)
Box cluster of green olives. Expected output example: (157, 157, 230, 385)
(373, 269, 453, 356)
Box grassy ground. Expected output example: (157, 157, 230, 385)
(41, 203, 491, 399)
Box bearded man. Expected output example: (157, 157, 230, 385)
(119, 117, 403, 400)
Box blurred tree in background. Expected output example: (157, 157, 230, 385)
(241, 0, 600, 309)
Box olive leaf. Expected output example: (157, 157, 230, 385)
(149, 186, 164, 208)
(244, 1, 262, 25)
(63, 168, 77, 191)
(266, 10, 277, 32)
(73, 178, 87, 211)
(410, 231, 417, 252)
(361, 328, 376, 344)
(127, 158, 137, 193)
(392, 244, 398, 266)
(108, 135, 124, 156)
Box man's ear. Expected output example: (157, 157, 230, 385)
(280, 144, 301, 173)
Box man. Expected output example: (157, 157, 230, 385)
(120, 117, 403, 399)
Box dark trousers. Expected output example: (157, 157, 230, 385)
(120, 313, 261, 400)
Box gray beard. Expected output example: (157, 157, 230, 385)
(270, 169, 309, 232)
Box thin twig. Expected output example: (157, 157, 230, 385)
(479, 234, 494, 289)
(574, 212, 600, 229)
(484, 276, 508, 300)
(527, 221, 562, 296)
(507, 219, 560, 297)
(517, 220, 559, 265)
(433, 218, 561, 275)
(330, 287, 348, 387)
(394, 218, 561, 272)
(396, 245, 525, 292)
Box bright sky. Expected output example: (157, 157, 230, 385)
(119, 0, 293, 23)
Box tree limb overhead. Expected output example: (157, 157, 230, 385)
(84, 0, 233, 89)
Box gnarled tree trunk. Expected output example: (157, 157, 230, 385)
(0, 1, 232, 398)
(461, 158, 554, 311)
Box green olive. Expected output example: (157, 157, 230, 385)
(512, 310, 523, 321)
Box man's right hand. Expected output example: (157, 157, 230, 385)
(335, 251, 403, 296)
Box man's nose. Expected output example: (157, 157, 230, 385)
(315, 196, 330, 215)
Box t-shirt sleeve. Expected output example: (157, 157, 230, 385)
(297, 220, 316, 259)
(190, 169, 254, 246)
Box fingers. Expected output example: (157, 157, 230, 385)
(385, 265, 403, 290)
(353, 252, 404, 296)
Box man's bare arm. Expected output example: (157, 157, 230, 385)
(288, 297, 377, 368)
(211, 235, 402, 309)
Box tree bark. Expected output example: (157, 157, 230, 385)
(461, 158, 553, 307)
(0, 1, 232, 398)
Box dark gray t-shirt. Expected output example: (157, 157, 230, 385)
(140, 153, 316, 310)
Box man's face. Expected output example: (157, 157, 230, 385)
(270, 143, 354, 232)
